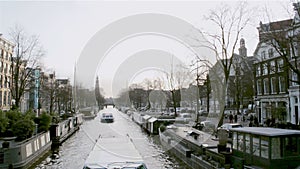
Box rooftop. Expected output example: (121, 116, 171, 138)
(230, 127, 300, 137)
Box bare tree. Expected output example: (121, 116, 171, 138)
(165, 60, 193, 117)
(9, 26, 44, 109)
(39, 72, 57, 113)
(95, 76, 105, 110)
(192, 2, 252, 127)
(190, 60, 211, 122)
(115, 88, 131, 108)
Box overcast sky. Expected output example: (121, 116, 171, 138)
(0, 0, 293, 97)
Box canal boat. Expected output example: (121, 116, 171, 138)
(159, 124, 300, 169)
(100, 112, 114, 123)
(230, 127, 300, 169)
(83, 137, 147, 169)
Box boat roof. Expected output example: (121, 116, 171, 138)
(142, 115, 152, 120)
(83, 137, 144, 168)
(148, 117, 157, 123)
(230, 127, 300, 137)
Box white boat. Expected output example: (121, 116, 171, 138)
(100, 112, 114, 123)
(83, 137, 147, 169)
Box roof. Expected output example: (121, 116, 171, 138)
(230, 127, 300, 137)
(84, 137, 144, 168)
(148, 117, 157, 123)
(259, 19, 292, 32)
(142, 115, 151, 120)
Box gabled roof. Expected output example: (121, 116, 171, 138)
(259, 19, 293, 32)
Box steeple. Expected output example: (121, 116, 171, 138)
(238, 38, 247, 57)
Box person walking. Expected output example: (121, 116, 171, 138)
(234, 114, 238, 123)
(229, 113, 233, 123)
(254, 116, 259, 127)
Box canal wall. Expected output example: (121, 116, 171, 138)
(159, 128, 231, 169)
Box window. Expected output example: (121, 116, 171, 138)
(278, 59, 284, 72)
(253, 135, 260, 156)
(256, 65, 261, 77)
(261, 51, 266, 59)
(291, 42, 299, 58)
(268, 48, 274, 58)
(272, 137, 281, 159)
(7, 92, 10, 106)
(3, 51, 6, 60)
(238, 133, 244, 151)
(0, 91, 2, 106)
(292, 71, 298, 86)
(295, 97, 298, 104)
(0, 152, 3, 164)
(3, 91, 6, 105)
(245, 134, 250, 153)
(233, 132, 238, 150)
(257, 79, 262, 95)
(261, 136, 269, 158)
(270, 60, 276, 74)
(284, 136, 299, 157)
(263, 78, 269, 94)
(262, 63, 268, 75)
(271, 77, 277, 94)
(279, 76, 286, 93)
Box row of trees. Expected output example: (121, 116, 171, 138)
(95, 76, 105, 110)
(5, 26, 76, 114)
(0, 26, 77, 141)
(9, 26, 44, 110)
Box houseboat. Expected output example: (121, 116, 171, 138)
(50, 113, 83, 147)
(83, 137, 147, 169)
(160, 124, 300, 169)
(0, 132, 52, 169)
(230, 127, 300, 169)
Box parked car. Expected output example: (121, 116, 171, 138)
(247, 113, 256, 120)
(199, 110, 208, 116)
(200, 120, 215, 133)
(216, 123, 242, 138)
(200, 120, 216, 129)
(176, 113, 192, 123)
(101, 113, 114, 123)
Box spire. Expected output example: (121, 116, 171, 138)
(238, 38, 247, 57)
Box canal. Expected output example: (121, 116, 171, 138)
(35, 107, 188, 169)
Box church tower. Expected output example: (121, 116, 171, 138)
(238, 38, 247, 57)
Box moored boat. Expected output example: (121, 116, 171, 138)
(100, 112, 114, 123)
(83, 136, 147, 169)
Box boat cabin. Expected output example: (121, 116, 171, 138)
(83, 137, 147, 169)
(230, 127, 300, 169)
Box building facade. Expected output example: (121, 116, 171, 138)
(0, 34, 14, 111)
(253, 19, 292, 124)
(252, 2, 300, 125)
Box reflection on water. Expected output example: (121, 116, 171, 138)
(35, 108, 188, 169)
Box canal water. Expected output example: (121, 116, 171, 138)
(35, 107, 189, 169)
